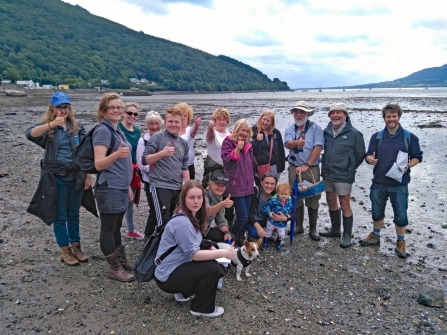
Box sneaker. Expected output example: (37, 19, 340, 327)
(174, 293, 190, 302)
(190, 306, 224, 317)
(217, 278, 223, 290)
(359, 232, 380, 246)
(395, 240, 408, 258)
(126, 230, 145, 240)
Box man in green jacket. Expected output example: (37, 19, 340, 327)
(320, 103, 366, 248)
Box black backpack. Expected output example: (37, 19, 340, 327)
(74, 123, 116, 174)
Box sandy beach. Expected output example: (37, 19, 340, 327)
(0, 89, 446, 334)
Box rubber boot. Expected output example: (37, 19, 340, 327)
(340, 215, 353, 248)
(275, 238, 283, 251)
(308, 208, 321, 241)
(105, 253, 135, 282)
(261, 237, 269, 251)
(320, 209, 342, 237)
(288, 206, 304, 235)
(115, 245, 134, 271)
(70, 241, 88, 263)
(61, 246, 79, 266)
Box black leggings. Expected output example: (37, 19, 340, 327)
(99, 212, 125, 256)
(155, 260, 221, 313)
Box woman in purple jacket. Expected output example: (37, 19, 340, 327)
(221, 119, 255, 246)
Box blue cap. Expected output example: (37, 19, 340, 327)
(51, 92, 71, 107)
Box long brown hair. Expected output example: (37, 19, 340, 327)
(174, 180, 207, 233)
(43, 104, 80, 139)
(256, 110, 275, 135)
(95, 92, 122, 123)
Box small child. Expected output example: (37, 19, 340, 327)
(263, 183, 293, 251)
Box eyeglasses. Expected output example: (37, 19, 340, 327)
(213, 176, 229, 182)
(107, 106, 124, 111)
(56, 105, 70, 111)
(125, 111, 139, 117)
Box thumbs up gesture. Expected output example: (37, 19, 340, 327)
(194, 115, 202, 127)
(222, 194, 233, 208)
(256, 129, 263, 141)
(52, 110, 65, 128)
(116, 142, 130, 158)
(296, 132, 306, 147)
(368, 152, 378, 165)
(163, 140, 175, 157)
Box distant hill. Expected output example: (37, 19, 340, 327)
(0, 0, 289, 92)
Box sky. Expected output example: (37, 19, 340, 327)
(63, 0, 447, 89)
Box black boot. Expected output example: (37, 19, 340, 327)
(288, 206, 304, 236)
(261, 237, 269, 251)
(340, 215, 353, 248)
(308, 208, 321, 241)
(320, 209, 342, 237)
(275, 238, 283, 251)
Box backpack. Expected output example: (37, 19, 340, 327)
(133, 214, 184, 283)
(74, 123, 116, 174)
(375, 128, 411, 153)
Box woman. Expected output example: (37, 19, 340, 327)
(221, 119, 255, 247)
(155, 180, 237, 317)
(176, 102, 202, 180)
(93, 92, 134, 282)
(251, 110, 286, 185)
(118, 102, 144, 240)
(136, 111, 164, 239)
(26, 92, 92, 266)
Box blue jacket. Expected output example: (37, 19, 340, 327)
(263, 194, 293, 228)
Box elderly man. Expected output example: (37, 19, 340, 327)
(360, 104, 423, 258)
(320, 103, 365, 248)
(284, 101, 324, 241)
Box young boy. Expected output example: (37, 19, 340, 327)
(142, 106, 190, 238)
(263, 184, 293, 251)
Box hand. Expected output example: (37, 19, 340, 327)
(84, 174, 93, 190)
(296, 133, 306, 148)
(208, 120, 215, 129)
(295, 165, 309, 174)
(237, 140, 244, 150)
(163, 140, 175, 157)
(194, 115, 202, 127)
(223, 233, 232, 241)
(51, 111, 65, 128)
(256, 130, 263, 141)
(368, 152, 378, 165)
(224, 243, 237, 260)
(116, 142, 130, 159)
(128, 187, 134, 201)
(256, 226, 267, 238)
(272, 211, 288, 222)
(222, 194, 233, 208)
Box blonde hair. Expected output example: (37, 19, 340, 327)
(256, 110, 275, 135)
(175, 102, 193, 124)
(277, 183, 291, 195)
(145, 111, 164, 125)
(211, 107, 230, 124)
(124, 102, 140, 111)
(230, 119, 253, 143)
(43, 104, 80, 139)
(95, 92, 122, 123)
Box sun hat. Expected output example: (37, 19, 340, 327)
(51, 92, 71, 107)
(328, 103, 348, 116)
(211, 173, 229, 185)
(290, 101, 315, 116)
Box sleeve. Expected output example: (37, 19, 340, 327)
(365, 132, 378, 162)
(136, 138, 149, 174)
(263, 198, 273, 216)
(215, 207, 229, 230)
(275, 129, 286, 172)
(221, 138, 235, 164)
(142, 133, 160, 166)
(173, 219, 200, 257)
(409, 133, 423, 162)
(312, 125, 325, 148)
(182, 141, 189, 170)
(92, 125, 112, 148)
(25, 123, 48, 149)
(77, 123, 87, 142)
(284, 125, 293, 146)
(355, 131, 366, 168)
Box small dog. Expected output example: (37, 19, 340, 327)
(224, 239, 262, 281)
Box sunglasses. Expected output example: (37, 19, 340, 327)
(125, 111, 138, 117)
(56, 105, 70, 111)
(214, 176, 229, 182)
(262, 172, 278, 180)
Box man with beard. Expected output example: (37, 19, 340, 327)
(359, 104, 422, 258)
(320, 103, 365, 248)
(284, 101, 324, 241)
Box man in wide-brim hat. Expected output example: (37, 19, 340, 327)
(284, 101, 324, 241)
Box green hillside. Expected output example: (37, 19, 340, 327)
(0, 0, 289, 92)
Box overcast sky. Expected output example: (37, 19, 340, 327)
(63, 0, 447, 89)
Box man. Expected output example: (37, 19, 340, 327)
(360, 104, 423, 258)
(320, 103, 365, 248)
(284, 101, 324, 241)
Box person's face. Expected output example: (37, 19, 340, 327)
(293, 109, 308, 127)
(165, 113, 182, 135)
(185, 186, 203, 216)
(54, 104, 70, 119)
(329, 110, 347, 129)
(237, 123, 249, 142)
(260, 115, 272, 131)
(147, 121, 162, 136)
(123, 105, 138, 125)
(182, 112, 189, 128)
(214, 116, 228, 133)
(384, 111, 401, 130)
(209, 181, 226, 196)
(277, 191, 290, 203)
(261, 177, 276, 195)
(104, 98, 123, 122)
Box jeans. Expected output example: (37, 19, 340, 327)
(230, 195, 252, 238)
(52, 176, 83, 247)
(124, 188, 137, 232)
(247, 218, 267, 239)
(370, 183, 409, 227)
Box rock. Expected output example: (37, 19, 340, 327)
(417, 284, 445, 307)
(441, 223, 447, 229)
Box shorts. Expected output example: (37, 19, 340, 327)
(370, 183, 409, 227)
(324, 179, 352, 196)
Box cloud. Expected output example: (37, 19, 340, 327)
(411, 19, 447, 30)
(234, 30, 283, 47)
(117, 0, 214, 15)
(310, 51, 358, 59)
(342, 5, 392, 16)
(313, 34, 369, 44)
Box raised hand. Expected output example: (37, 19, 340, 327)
(296, 132, 306, 147)
(237, 140, 245, 150)
(208, 120, 215, 129)
(222, 194, 233, 208)
(116, 142, 130, 159)
(52, 110, 65, 128)
(163, 140, 175, 157)
(194, 115, 202, 127)
(368, 152, 378, 165)
(256, 129, 263, 141)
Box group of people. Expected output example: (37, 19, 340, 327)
(26, 92, 423, 318)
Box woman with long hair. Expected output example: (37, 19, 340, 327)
(155, 180, 237, 317)
(26, 92, 92, 266)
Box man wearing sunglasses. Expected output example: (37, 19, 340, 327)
(284, 101, 324, 241)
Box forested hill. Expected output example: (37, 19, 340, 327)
(0, 0, 289, 91)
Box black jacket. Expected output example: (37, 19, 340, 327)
(251, 126, 286, 173)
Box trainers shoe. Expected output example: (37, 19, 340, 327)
(395, 240, 408, 258)
(190, 306, 224, 317)
(126, 230, 145, 240)
(217, 278, 223, 290)
(359, 232, 380, 246)
(174, 293, 190, 302)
